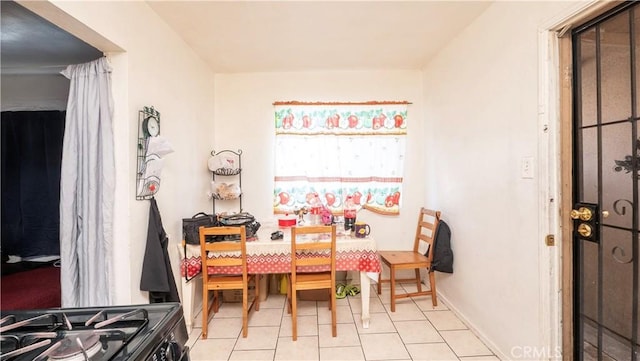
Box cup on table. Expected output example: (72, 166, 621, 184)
(354, 222, 370, 238)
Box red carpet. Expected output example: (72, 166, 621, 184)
(1, 266, 61, 310)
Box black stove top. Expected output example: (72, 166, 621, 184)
(0, 303, 189, 361)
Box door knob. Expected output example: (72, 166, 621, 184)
(577, 223, 592, 238)
(572, 203, 598, 243)
(571, 207, 593, 221)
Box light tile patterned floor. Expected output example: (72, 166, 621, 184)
(186, 283, 499, 361)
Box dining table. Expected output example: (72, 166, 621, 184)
(178, 221, 381, 332)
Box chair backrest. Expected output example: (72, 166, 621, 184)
(290, 225, 337, 282)
(199, 226, 248, 283)
(413, 208, 441, 263)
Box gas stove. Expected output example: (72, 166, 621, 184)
(0, 303, 189, 361)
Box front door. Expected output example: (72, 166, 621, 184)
(572, 2, 640, 360)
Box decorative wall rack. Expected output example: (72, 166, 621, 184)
(136, 106, 161, 200)
(208, 149, 243, 214)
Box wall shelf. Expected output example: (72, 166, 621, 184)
(209, 149, 242, 214)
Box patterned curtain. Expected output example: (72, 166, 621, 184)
(273, 101, 408, 216)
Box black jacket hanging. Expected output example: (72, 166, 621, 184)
(140, 198, 180, 303)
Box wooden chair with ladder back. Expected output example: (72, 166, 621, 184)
(199, 225, 260, 339)
(377, 207, 441, 312)
(286, 225, 337, 341)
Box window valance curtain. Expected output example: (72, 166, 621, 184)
(274, 101, 408, 216)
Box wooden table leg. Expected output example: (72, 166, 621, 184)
(181, 274, 201, 333)
(360, 271, 371, 329)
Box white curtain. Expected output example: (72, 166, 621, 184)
(273, 102, 408, 216)
(59, 57, 114, 307)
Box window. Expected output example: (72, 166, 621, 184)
(273, 101, 408, 216)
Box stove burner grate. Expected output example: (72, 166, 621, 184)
(45, 333, 102, 361)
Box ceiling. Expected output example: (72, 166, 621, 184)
(1, 1, 492, 75)
(0, 1, 102, 75)
(147, 1, 492, 73)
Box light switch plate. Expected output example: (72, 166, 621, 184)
(521, 157, 534, 179)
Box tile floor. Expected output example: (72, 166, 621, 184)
(186, 282, 500, 361)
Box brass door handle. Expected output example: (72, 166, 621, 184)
(571, 207, 593, 221)
(577, 223, 592, 238)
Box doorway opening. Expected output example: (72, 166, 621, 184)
(0, 0, 103, 310)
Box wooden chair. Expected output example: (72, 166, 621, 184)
(286, 225, 337, 341)
(377, 207, 441, 312)
(199, 225, 260, 339)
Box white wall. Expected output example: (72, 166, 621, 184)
(213, 71, 425, 251)
(34, 1, 216, 304)
(422, 1, 582, 359)
(1, 74, 69, 111)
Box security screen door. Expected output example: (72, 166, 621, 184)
(572, 2, 640, 360)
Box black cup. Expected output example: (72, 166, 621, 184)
(344, 217, 356, 232)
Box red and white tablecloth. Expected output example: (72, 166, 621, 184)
(180, 228, 381, 278)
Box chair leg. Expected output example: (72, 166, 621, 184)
(377, 271, 382, 295)
(286, 275, 292, 314)
(330, 289, 337, 337)
(242, 286, 248, 338)
(415, 268, 423, 292)
(390, 266, 396, 313)
(291, 284, 298, 341)
(213, 290, 220, 313)
(202, 288, 209, 339)
(429, 271, 438, 307)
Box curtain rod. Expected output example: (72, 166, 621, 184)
(273, 101, 412, 106)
